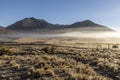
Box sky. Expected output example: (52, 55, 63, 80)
(0, 0, 120, 31)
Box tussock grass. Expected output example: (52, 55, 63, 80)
(0, 41, 119, 80)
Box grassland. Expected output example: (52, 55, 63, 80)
(0, 37, 120, 80)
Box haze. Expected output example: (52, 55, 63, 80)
(2, 31, 120, 39)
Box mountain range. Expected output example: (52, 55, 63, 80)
(0, 17, 114, 34)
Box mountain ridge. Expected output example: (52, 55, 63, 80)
(6, 17, 114, 33)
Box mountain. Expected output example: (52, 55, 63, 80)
(69, 20, 97, 27)
(65, 20, 113, 32)
(0, 26, 16, 34)
(7, 17, 63, 31)
(0, 26, 3, 28)
(6, 17, 114, 33)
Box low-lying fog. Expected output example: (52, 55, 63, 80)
(60, 32, 120, 38)
(1, 31, 120, 39)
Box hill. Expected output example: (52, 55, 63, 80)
(0, 26, 16, 34)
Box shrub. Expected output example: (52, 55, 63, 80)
(46, 69, 55, 76)
(0, 47, 12, 56)
(9, 60, 20, 69)
(29, 66, 35, 73)
(0, 61, 3, 67)
(35, 68, 46, 76)
(1, 74, 6, 79)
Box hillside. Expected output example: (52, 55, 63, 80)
(0, 27, 16, 34)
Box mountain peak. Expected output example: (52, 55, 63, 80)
(22, 17, 46, 22)
(70, 20, 97, 27)
(7, 17, 52, 30)
(81, 20, 95, 24)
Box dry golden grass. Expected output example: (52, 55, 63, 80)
(0, 38, 120, 80)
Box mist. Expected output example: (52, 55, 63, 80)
(1, 31, 120, 41)
(60, 31, 120, 39)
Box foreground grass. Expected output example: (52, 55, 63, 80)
(0, 43, 119, 80)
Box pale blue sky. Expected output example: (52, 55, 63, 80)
(0, 0, 120, 31)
